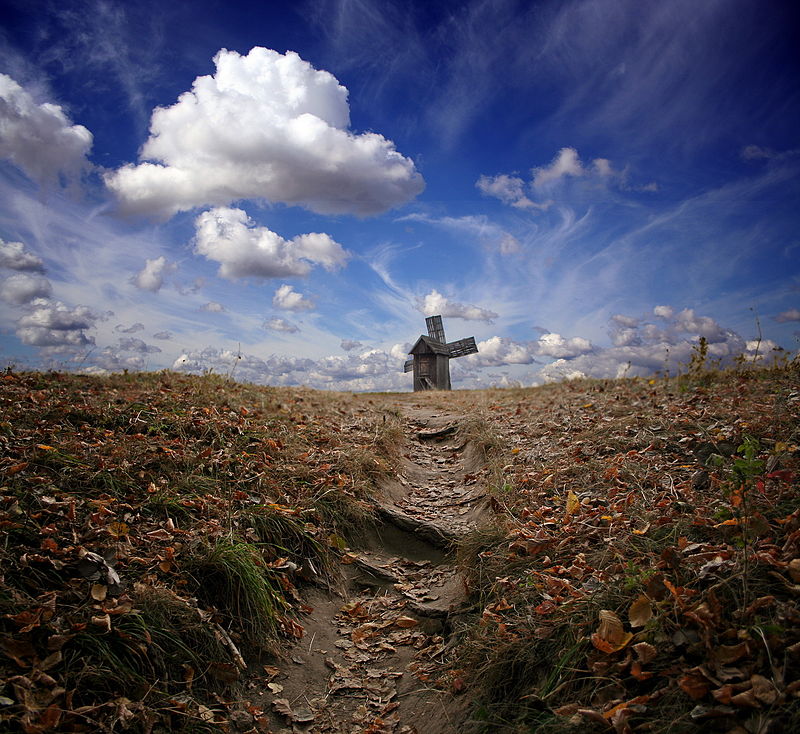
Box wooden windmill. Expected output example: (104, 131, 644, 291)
(403, 315, 478, 391)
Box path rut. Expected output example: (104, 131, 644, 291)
(260, 402, 489, 733)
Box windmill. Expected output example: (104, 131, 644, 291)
(403, 315, 478, 391)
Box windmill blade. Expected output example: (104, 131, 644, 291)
(425, 315, 446, 343)
(446, 336, 478, 358)
(403, 358, 414, 373)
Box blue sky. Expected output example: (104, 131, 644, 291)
(1, 0, 798, 390)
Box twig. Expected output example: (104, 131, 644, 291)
(214, 623, 246, 669)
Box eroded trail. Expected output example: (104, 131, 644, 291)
(263, 401, 489, 733)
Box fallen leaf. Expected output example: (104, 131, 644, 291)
(632, 642, 657, 664)
(292, 707, 315, 723)
(91, 584, 107, 601)
(730, 688, 760, 708)
(628, 595, 652, 628)
(272, 698, 293, 718)
(267, 682, 283, 694)
(91, 614, 111, 633)
(564, 491, 580, 522)
(750, 674, 779, 705)
(591, 610, 633, 653)
(713, 641, 749, 665)
(395, 616, 418, 628)
(679, 670, 711, 700)
(263, 665, 280, 680)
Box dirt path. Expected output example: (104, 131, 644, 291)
(260, 401, 489, 733)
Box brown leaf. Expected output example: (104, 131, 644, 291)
(788, 558, 800, 583)
(564, 491, 580, 522)
(679, 671, 710, 700)
(91, 614, 111, 633)
(730, 688, 760, 708)
(90, 584, 107, 601)
(209, 662, 239, 683)
(632, 642, 657, 664)
(712, 685, 733, 704)
(750, 674, 779, 705)
(591, 610, 633, 653)
(713, 641, 749, 665)
(628, 595, 652, 628)
(645, 573, 667, 601)
(271, 698, 293, 718)
(262, 665, 280, 680)
(630, 660, 653, 681)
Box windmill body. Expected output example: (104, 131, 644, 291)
(402, 315, 478, 391)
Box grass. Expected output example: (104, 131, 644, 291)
(186, 538, 285, 643)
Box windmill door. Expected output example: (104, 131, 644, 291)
(417, 354, 436, 389)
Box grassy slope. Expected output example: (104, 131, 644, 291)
(449, 366, 800, 733)
(0, 371, 400, 732)
(1, 364, 798, 733)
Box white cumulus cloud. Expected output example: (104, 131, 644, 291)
(15, 301, 98, 348)
(118, 337, 162, 354)
(201, 301, 225, 313)
(418, 289, 498, 323)
(472, 336, 536, 365)
(194, 207, 349, 280)
(532, 147, 585, 187)
(263, 318, 299, 333)
(132, 256, 176, 292)
(273, 284, 314, 311)
(0, 74, 92, 184)
(115, 322, 145, 333)
(534, 332, 593, 358)
(105, 47, 424, 218)
(0, 239, 44, 272)
(0, 274, 52, 304)
(775, 308, 800, 323)
(476, 173, 538, 209)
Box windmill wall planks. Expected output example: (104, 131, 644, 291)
(404, 315, 478, 391)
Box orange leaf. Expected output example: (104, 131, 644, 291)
(591, 610, 633, 653)
(602, 695, 650, 719)
(5, 462, 28, 475)
(395, 616, 419, 628)
(630, 660, 653, 681)
(564, 491, 580, 522)
(678, 670, 710, 700)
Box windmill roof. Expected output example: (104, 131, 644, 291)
(409, 335, 451, 356)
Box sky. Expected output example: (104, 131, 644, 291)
(1, 0, 799, 391)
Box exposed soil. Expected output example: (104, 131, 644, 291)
(260, 400, 491, 733)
